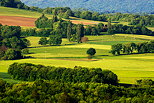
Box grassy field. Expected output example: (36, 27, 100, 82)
(148, 27, 154, 31)
(116, 34, 154, 40)
(0, 35, 154, 84)
(0, 6, 128, 26)
(0, 6, 53, 18)
(0, 7, 154, 84)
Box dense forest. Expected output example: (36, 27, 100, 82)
(21, 0, 154, 13)
(0, 78, 154, 102)
(0, 0, 29, 9)
(0, 24, 30, 60)
(110, 41, 154, 55)
(1, 0, 154, 27)
(8, 63, 118, 84)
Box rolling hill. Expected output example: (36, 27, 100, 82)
(21, 0, 154, 13)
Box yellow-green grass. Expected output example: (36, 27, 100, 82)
(116, 34, 154, 40)
(69, 17, 129, 25)
(0, 6, 154, 84)
(86, 35, 146, 45)
(0, 54, 154, 84)
(0, 6, 130, 27)
(147, 27, 154, 31)
(1, 35, 154, 84)
(0, 6, 53, 18)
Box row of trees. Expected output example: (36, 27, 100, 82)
(73, 10, 107, 21)
(0, 78, 154, 102)
(35, 14, 85, 43)
(108, 24, 154, 36)
(43, 7, 73, 19)
(21, 28, 52, 37)
(110, 41, 154, 55)
(8, 63, 118, 84)
(39, 36, 62, 46)
(2, 0, 154, 27)
(0, 0, 29, 9)
(0, 24, 30, 60)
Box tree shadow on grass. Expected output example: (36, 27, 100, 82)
(98, 55, 109, 56)
(0, 72, 12, 79)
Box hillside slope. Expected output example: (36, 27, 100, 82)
(21, 0, 154, 13)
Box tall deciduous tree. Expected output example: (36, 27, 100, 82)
(67, 21, 72, 41)
(76, 24, 84, 43)
(39, 37, 48, 45)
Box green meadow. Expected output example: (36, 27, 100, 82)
(0, 6, 52, 18)
(0, 7, 154, 84)
(0, 35, 154, 84)
(0, 6, 128, 25)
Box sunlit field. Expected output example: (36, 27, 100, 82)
(0, 35, 154, 84)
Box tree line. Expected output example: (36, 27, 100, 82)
(108, 24, 154, 36)
(1, 0, 154, 27)
(8, 63, 118, 85)
(0, 0, 31, 10)
(34, 14, 85, 43)
(104, 13, 154, 27)
(110, 41, 154, 55)
(0, 24, 30, 60)
(0, 78, 154, 102)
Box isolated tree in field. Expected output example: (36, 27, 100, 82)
(86, 48, 96, 59)
(39, 37, 48, 45)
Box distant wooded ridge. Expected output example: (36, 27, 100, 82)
(21, 0, 154, 13)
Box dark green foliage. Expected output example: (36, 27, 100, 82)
(80, 11, 92, 20)
(22, 0, 154, 13)
(8, 63, 118, 84)
(108, 24, 153, 36)
(21, 28, 53, 37)
(38, 37, 48, 45)
(21, 48, 29, 54)
(111, 41, 154, 55)
(0, 25, 21, 38)
(66, 21, 72, 41)
(2, 49, 22, 60)
(130, 15, 154, 27)
(76, 24, 84, 43)
(21, 28, 36, 36)
(43, 7, 73, 17)
(73, 10, 107, 21)
(48, 30, 62, 45)
(86, 48, 96, 56)
(0, 79, 154, 102)
(35, 14, 54, 28)
(0, 0, 29, 9)
(84, 24, 107, 36)
(110, 44, 123, 55)
(137, 79, 154, 86)
(0, 25, 30, 60)
(31, 15, 86, 43)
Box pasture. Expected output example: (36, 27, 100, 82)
(0, 7, 154, 84)
(0, 35, 154, 84)
(0, 6, 129, 27)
